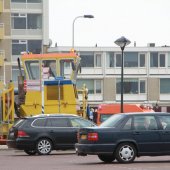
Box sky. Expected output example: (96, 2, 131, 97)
(49, 0, 170, 47)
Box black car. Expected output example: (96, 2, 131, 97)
(7, 114, 95, 155)
(75, 112, 170, 163)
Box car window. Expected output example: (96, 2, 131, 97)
(158, 115, 170, 130)
(13, 119, 26, 128)
(100, 114, 114, 123)
(46, 118, 70, 127)
(100, 114, 125, 127)
(32, 118, 46, 127)
(122, 117, 132, 130)
(133, 115, 158, 130)
(70, 118, 95, 127)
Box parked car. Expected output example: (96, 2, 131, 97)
(7, 114, 96, 155)
(75, 112, 170, 163)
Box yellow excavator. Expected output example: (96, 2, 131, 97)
(0, 50, 88, 144)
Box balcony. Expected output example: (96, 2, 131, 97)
(0, 51, 4, 66)
(0, 0, 3, 13)
(0, 23, 4, 39)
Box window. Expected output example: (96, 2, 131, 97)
(139, 54, 145, 67)
(150, 52, 158, 67)
(116, 78, 146, 94)
(43, 60, 56, 78)
(12, 40, 26, 55)
(95, 54, 102, 67)
(11, 13, 26, 29)
(80, 53, 94, 67)
(27, 14, 42, 29)
(150, 52, 165, 67)
(122, 118, 132, 130)
(159, 54, 165, 67)
(11, 0, 26, 3)
(32, 118, 46, 127)
(11, 13, 42, 30)
(133, 116, 157, 130)
(168, 53, 170, 67)
(158, 116, 170, 130)
(46, 118, 69, 127)
(70, 118, 94, 127)
(116, 54, 121, 67)
(124, 52, 138, 67)
(60, 60, 73, 77)
(160, 78, 170, 94)
(77, 79, 102, 94)
(106, 52, 114, 67)
(12, 40, 42, 55)
(28, 40, 42, 54)
(25, 60, 40, 80)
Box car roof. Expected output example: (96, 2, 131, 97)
(26, 114, 80, 119)
(119, 112, 169, 116)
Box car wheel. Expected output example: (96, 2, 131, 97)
(36, 138, 52, 155)
(98, 154, 115, 163)
(115, 143, 136, 163)
(24, 150, 36, 155)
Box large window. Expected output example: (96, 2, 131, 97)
(124, 52, 138, 67)
(77, 79, 102, 94)
(11, 13, 42, 29)
(116, 78, 146, 94)
(106, 52, 145, 68)
(80, 53, 94, 67)
(80, 53, 102, 68)
(12, 40, 42, 55)
(150, 52, 165, 67)
(160, 78, 170, 94)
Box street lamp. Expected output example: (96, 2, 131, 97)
(114, 36, 131, 113)
(72, 15, 94, 48)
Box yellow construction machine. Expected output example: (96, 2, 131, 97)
(0, 51, 88, 144)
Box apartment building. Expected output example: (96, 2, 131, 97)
(0, 0, 49, 85)
(48, 44, 170, 112)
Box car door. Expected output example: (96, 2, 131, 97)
(132, 115, 161, 154)
(46, 117, 76, 148)
(157, 115, 170, 153)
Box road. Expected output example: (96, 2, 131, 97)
(1, 149, 170, 170)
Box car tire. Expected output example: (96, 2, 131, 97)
(98, 154, 115, 163)
(24, 150, 36, 155)
(115, 143, 136, 163)
(36, 138, 52, 155)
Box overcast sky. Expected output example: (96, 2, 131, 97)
(49, 0, 170, 47)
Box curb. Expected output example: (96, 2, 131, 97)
(0, 145, 8, 150)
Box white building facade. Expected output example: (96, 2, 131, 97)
(48, 44, 170, 112)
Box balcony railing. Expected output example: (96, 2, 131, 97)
(0, 23, 4, 39)
(0, 51, 4, 66)
(0, 0, 3, 13)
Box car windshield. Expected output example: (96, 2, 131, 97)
(100, 114, 125, 127)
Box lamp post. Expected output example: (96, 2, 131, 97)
(72, 15, 94, 49)
(114, 36, 131, 113)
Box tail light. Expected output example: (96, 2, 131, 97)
(17, 130, 29, 137)
(87, 132, 98, 141)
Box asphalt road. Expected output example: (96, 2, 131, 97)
(1, 148, 170, 170)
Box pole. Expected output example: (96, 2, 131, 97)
(121, 48, 124, 113)
(41, 61, 44, 114)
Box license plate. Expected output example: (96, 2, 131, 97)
(81, 134, 87, 140)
